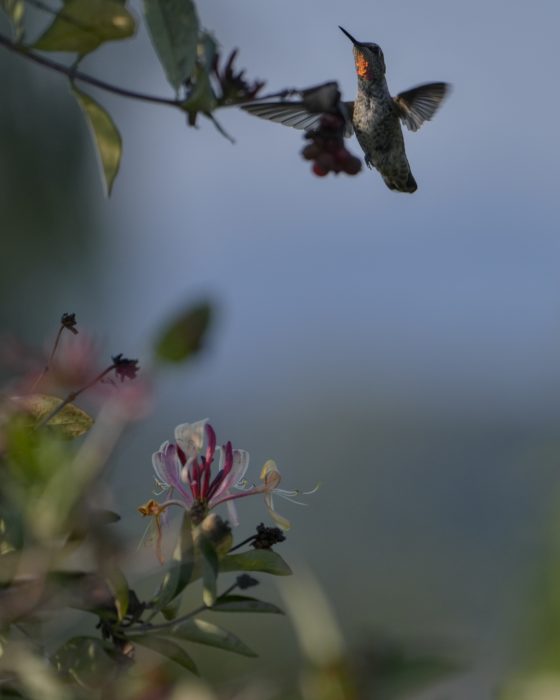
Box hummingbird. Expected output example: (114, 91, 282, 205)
(242, 26, 450, 193)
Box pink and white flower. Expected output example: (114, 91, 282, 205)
(141, 419, 317, 556)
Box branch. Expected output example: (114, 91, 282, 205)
(0, 32, 182, 108)
(1, 32, 306, 106)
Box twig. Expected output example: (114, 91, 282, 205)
(35, 364, 114, 428)
(0, 32, 182, 107)
(0, 31, 305, 111)
(130, 582, 239, 635)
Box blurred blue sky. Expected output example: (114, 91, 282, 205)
(3, 0, 560, 696)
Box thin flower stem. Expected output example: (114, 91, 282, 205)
(211, 487, 264, 508)
(227, 534, 257, 553)
(29, 324, 65, 391)
(131, 582, 239, 634)
(158, 499, 189, 511)
(35, 364, 115, 428)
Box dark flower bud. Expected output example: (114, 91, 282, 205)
(61, 312, 78, 335)
(251, 523, 286, 550)
(111, 354, 139, 382)
(236, 574, 259, 590)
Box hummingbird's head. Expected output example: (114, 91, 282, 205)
(339, 26, 386, 80)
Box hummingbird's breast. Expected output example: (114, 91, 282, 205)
(352, 83, 405, 168)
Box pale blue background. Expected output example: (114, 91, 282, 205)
(2, 1, 560, 697)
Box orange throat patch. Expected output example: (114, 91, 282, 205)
(355, 52, 371, 80)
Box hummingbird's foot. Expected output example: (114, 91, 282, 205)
(364, 155, 373, 169)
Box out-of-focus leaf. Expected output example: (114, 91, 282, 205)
(52, 636, 117, 689)
(11, 393, 93, 438)
(47, 572, 115, 616)
(198, 32, 217, 70)
(71, 86, 122, 196)
(200, 536, 218, 607)
(105, 565, 129, 621)
(152, 512, 194, 611)
(34, 0, 135, 54)
(0, 507, 23, 560)
(220, 550, 292, 577)
(143, 0, 199, 92)
(132, 635, 198, 674)
(10, 646, 73, 700)
(92, 509, 121, 524)
(375, 652, 460, 700)
(163, 618, 257, 657)
(0, 0, 25, 41)
(211, 594, 284, 614)
(154, 301, 213, 364)
(161, 597, 181, 621)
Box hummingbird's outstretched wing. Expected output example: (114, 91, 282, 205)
(242, 102, 355, 137)
(394, 82, 450, 132)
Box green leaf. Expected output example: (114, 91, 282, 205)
(52, 637, 117, 689)
(11, 393, 93, 438)
(105, 566, 129, 621)
(200, 536, 218, 607)
(132, 635, 198, 674)
(34, 0, 135, 54)
(152, 512, 194, 611)
(154, 301, 213, 364)
(219, 550, 292, 577)
(163, 618, 257, 657)
(212, 594, 284, 614)
(0, 0, 25, 41)
(161, 597, 181, 621)
(71, 86, 122, 196)
(183, 64, 217, 116)
(143, 0, 199, 92)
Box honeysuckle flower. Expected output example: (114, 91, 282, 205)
(151, 419, 251, 526)
(248, 460, 320, 531)
(140, 419, 317, 561)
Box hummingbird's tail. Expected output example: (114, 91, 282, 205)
(383, 171, 418, 193)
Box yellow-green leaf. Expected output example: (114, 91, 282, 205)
(132, 636, 198, 674)
(161, 618, 257, 657)
(71, 87, 122, 196)
(0, 0, 25, 41)
(12, 393, 93, 438)
(219, 550, 292, 577)
(34, 0, 135, 54)
(105, 566, 129, 621)
(153, 513, 194, 611)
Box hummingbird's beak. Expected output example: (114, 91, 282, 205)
(339, 26, 361, 46)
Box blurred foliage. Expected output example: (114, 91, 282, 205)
(33, 0, 135, 54)
(154, 302, 213, 365)
(0, 312, 300, 699)
(71, 86, 122, 195)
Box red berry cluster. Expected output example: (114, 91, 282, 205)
(301, 113, 362, 177)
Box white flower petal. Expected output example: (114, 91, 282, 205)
(226, 500, 240, 527)
(265, 493, 291, 531)
(152, 442, 193, 504)
(151, 441, 171, 485)
(174, 419, 208, 459)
